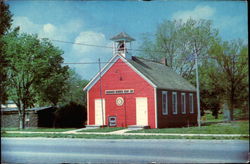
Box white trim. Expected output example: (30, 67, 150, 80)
(87, 91, 89, 125)
(181, 93, 186, 114)
(162, 91, 168, 115)
(172, 92, 178, 115)
(154, 88, 158, 128)
(83, 55, 157, 91)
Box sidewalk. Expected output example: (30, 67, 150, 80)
(4, 128, 249, 137)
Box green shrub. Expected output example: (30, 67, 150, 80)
(234, 108, 249, 120)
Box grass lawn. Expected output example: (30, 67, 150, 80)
(1, 128, 76, 132)
(130, 121, 249, 134)
(78, 127, 124, 132)
(1, 132, 248, 140)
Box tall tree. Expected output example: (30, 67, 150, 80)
(198, 60, 224, 118)
(35, 61, 69, 106)
(208, 39, 248, 120)
(139, 19, 218, 79)
(4, 31, 69, 129)
(58, 69, 89, 106)
(0, 0, 13, 107)
(0, 0, 12, 35)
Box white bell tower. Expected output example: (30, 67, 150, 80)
(110, 32, 135, 59)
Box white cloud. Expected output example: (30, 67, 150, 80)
(38, 23, 58, 39)
(13, 16, 40, 33)
(172, 5, 215, 21)
(43, 23, 56, 33)
(73, 31, 112, 54)
(70, 31, 113, 79)
(214, 15, 248, 43)
(12, 16, 113, 80)
(12, 16, 84, 41)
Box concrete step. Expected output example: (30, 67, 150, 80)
(128, 125, 150, 130)
(85, 125, 107, 129)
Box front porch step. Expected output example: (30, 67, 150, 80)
(128, 125, 150, 130)
(85, 125, 107, 129)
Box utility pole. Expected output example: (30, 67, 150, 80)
(98, 58, 104, 127)
(194, 48, 201, 128)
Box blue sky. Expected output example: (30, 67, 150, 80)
(7, 0, 248, 80)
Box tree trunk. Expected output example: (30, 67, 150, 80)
(229, 105, 234, 121)
(228, 98, 234, 121)
(229, 91, 235, 121)
(18, 112, 25, 129)
(19, 104, 25, 129)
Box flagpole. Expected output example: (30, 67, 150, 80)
(194, 48, 201, 128)
(98, 58, 104, 127)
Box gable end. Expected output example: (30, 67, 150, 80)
(83, 55, 157, 91)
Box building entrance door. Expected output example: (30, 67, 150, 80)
(136, 97, 148, 126)
(95, 99, 105, 125)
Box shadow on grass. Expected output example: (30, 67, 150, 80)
(2, 132, 249, 140)
(130, 120, 249, 134)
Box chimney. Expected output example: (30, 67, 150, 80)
(131, 56, 137, 61)
(161, 57, 168, 66)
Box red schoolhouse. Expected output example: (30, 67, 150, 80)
(84, 32, 197, 128)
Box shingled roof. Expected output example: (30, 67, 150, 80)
(84, 55, 196, 92)
(110, 32, 135, 42)
(127, 56, 196, 92)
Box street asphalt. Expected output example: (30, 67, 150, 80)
(1, 138, 249, 163)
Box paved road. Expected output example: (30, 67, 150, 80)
(1, 138, 249, 163)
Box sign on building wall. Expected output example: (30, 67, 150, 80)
(116, 97, 124, 106)
(105, 89, 134, 95)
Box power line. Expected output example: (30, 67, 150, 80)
(47, 38, 215, 62)
(49, 39, 233, 60)
(62, 61, 135, 64)
(1, 56, 212, 65)
(49, 39, 113, 49)
(61, 56, 211, 65)
(47, 38, 168, 54)
(2, 37, 215, 65)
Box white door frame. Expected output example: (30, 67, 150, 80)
(136, 97, 148, 126)
(95, 99, 105, 125)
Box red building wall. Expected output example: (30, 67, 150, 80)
(157, 89, 197, 128)
(88, 58, 156, 128)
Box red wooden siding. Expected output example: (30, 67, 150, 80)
(88, 58, 156, 128)
(157, 89, 197, 128)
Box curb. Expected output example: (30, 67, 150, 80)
(4, 131, 249, 137)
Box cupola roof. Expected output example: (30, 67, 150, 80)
(110, 32, 135, 42)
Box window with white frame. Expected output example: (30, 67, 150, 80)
(172, 92, 177, 114)
(181, 93, 186, 114)
(189, 93, 194, 113)
(162, 91, 168, 115)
